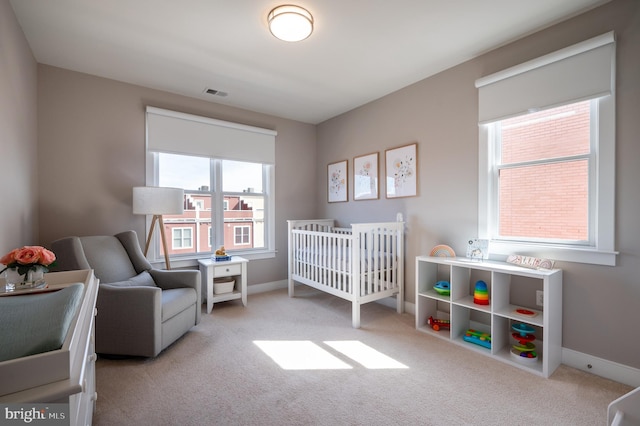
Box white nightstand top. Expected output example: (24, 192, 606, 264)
(198, 256, 248, 267)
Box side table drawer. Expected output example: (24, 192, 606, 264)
(214, 264, 242, 278)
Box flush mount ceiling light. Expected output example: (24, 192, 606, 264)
(268, 5, 313, 42)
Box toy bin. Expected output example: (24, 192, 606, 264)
(213, 277, 235, 294)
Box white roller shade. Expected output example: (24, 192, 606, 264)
(146, 107, 277, 163)
(476, 31, 615, 124)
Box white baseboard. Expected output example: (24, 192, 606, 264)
(562, 348, 640, 388)
(247, 279, 287, 295)
(404, 300, 416, 316)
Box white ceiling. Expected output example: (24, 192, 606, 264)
(10, 0, 609, 124)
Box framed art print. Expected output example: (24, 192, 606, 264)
(327, 160, 348, 202)
(353, 152, 379, 200)
(386, 143, 417, 198)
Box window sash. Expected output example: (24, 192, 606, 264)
(490, 100, 597, 246)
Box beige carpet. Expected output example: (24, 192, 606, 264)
(93, 287, 631, 425)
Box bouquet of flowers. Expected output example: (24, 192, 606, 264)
(0, 246, 57, 276)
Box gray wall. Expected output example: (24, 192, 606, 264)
(0, 0, 38, 254)
(36, 66, 317, 286)
(316, 0, 640, 370)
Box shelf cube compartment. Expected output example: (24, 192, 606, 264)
(416, 261, 450, 295)
(416, 296, 450, 337)
(451, 305, 491, 348)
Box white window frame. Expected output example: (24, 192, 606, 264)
(172, 227, 193, 249)
(150, 154, 275, 264)
(477, 34, 617, 266)
(234, 225, 251, 246)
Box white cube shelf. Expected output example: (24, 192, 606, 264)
(415, 256, 562, 378)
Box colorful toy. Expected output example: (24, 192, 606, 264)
(511, 323, 538, 362)
(462, 329, 491, 349)
(430, 244, 456, 257)
(473, 280, 490, 305)
(513, 308, 538, 318)
(427, 316, 450, 331)
(512, 322, 535, 337)
(433, 281, 450, 296)
(213, 245, 231, 261)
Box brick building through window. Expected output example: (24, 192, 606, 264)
(497, 101, 590, 241)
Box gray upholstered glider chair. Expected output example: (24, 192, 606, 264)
(51, 230, 201, 357)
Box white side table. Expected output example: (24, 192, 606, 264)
(198, 256, 248, 314)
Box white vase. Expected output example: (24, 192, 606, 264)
(4, 265, 46, 292)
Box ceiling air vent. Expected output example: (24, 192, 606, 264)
(205, 88, 228, 97)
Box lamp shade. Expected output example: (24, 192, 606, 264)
(133, 187, 184, 215)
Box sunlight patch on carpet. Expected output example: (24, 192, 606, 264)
(324, 341, 408, 369)
(253, 340, 407, 370)
(254, 341, 351, 370)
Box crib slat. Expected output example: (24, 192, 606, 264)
(384, 227, 391, 291)
(313, 232, 319, 283)
(374, 228, 381, 293)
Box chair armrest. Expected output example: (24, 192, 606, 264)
(150, 269, 200, 291)
(98, 284, 162, 322)
(149, 269, 201, 324)
(95, 284, 163, 356)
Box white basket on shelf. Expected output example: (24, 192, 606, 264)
(213, 277, 235, 294)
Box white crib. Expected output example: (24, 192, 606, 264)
(287, 219, 404, 328)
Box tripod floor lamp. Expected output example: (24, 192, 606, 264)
(133, 186, 184, 270)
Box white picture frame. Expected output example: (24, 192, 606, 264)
(386, 143, 417, 198)
(353, 152, 379, 201)
(327, 160, 348, 203)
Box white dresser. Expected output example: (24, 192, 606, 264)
(0, 270, 99, 426)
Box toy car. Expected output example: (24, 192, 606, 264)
(427, 316, 451, 331)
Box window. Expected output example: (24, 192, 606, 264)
(476, 32, 617, 266)
(235, 225, 251, 245)
(156, 153, 270, 257)
(172, 227, 193, 249)
(145, 107, 277, 266)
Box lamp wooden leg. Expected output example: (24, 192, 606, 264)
(158, 215, 171, 270)
(143, 215, 158, 257)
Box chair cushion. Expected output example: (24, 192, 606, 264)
(80, 236, 138, 283)
(107, 271, 156, 287)
(162, 288, 197, 322)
